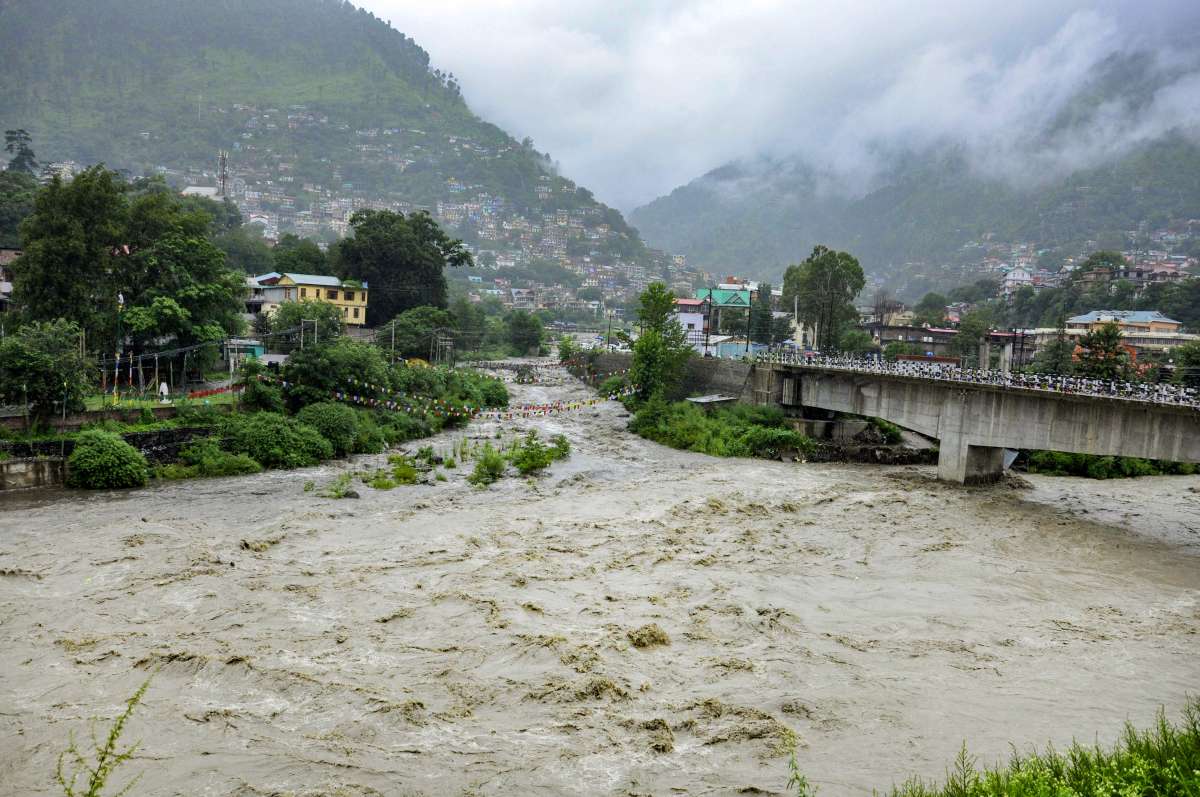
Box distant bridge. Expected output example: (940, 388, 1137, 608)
(757, 363, 1200, 484)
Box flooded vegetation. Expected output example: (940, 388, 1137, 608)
(2, 365, 1198, 795)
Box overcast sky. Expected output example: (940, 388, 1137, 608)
(359, 0, 1200, 211)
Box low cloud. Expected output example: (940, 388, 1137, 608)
(360, 1, 1200, 209)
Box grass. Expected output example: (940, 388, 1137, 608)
(319, 473, 356, 498)
(83, 393, 236, 411)
(467, 443, 507, 486)
(787, 698, 1200, 796)
(56, 678, 150, 797)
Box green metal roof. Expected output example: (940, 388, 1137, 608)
(695, 288, 750, 307)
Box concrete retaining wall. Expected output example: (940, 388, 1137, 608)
(0, 458, 66, 490)
(589, 352, 754, 401)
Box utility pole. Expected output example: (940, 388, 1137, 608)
(705, 288, 713, 355)
(744, 288, 753, 354)
(390, 321, 396, 362)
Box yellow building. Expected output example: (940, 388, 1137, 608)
(249, 272, 370, 326)
(1065, 310, 1181, 336)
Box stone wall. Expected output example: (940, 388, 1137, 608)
(0, 427, 214, 467)
(0, 403, 232, 433)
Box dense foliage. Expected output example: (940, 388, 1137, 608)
(782, 246, 865, 352)
(295, 401, 360, 457)
(10, 168, 246, 353)
(1025, 450, 1195, 478)
(281, 338, 389, 411)
(334, 210, 471, 324)
(217, 411, 332, 469)
(66, 430, 148, 489)
(630, 399, 813, 460)
(0, 319, 94, 422)
(628, 282, 692, 401)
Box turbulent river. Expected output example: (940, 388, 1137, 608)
(2, 364, 1198, 796)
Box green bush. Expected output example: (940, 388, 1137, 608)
(376, 411, 433, 445)
(508, 431, 557, 476)
(238, 360, 286, 413)
(870, 418, 904, 444)
(597, 374, 627, 397)
(388, 455, 419, 484)
(154, 463, 198, 480)
(353, 411, 387, 455)
(178, 437, 262, 477)
(1026, 450, 1192, 479)
(67, 430, 148, 489)
(218, 412, 332, 469)
(468, 443, 507, 486)
(296, 401, 360, 457)
(630, 399, 813, 459)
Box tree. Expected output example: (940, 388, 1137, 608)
(781, 246, 865, 352)
(951, 309, 994, 365)
(281, 337, 390, 411)
(0, 170, 38, 248)
(334, 209, 472, 325)
(838, 328, 877, 354)
(267, 299, 344, 349)
(4, 129, 37, 175)
(770, 314, 794, 343)
(1032, 317, 1075, 375)
(505, 310, 543, 355)
(0, 319, 94, 422)
(1171, 341, 1200, 389)
(273, 233, 327, 274)
(913, 292, 948, 326)
(11, 167, 128, 348)
(1077, 321, 1132, 380)
(377, 306, 454, 360)
(213, 225, 275, 274)
(636, 282, 677, 333)
(750, 284, 774, 343)
(629, 282, 692, 401)
(13, 166, 246, 355)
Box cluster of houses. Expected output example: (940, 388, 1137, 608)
(162, 102, 711, 307)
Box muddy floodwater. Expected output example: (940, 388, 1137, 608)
(2, 366, 1198, 796)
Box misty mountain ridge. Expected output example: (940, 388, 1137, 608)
(630, 49, 1200, 290)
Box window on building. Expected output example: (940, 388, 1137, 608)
(300, 287, 307, 298)
(343, 306, 349, 316)
(344, 290, 355, 301)
(353, 307, 360, 319)
(284, 288, 292, 300)
(327, 289, 338, 300)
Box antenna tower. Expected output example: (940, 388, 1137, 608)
(217, 150, 229, 197)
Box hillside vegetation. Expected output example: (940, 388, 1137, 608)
(0, 0, 640, 233)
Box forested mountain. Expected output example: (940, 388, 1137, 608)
(0, 0, 643, 250)
(630, 53, 1200, 289)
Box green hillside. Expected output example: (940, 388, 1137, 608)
(0, 0, 640, 236)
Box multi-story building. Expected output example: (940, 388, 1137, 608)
(247, 272, 370, 326)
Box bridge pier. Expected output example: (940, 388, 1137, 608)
(937, 436, 1005, 484)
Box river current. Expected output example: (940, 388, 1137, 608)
(2, 364, 1197, 795)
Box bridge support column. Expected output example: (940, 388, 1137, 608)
(937, 435, 1005, 484)
(937, 389, 1004, 484)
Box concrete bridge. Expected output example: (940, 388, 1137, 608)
(756, 363, 1200, 483)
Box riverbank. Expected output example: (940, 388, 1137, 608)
(1, 363, 1197, 795)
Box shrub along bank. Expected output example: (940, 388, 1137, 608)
(62, 339, 509, 489)
(629, 398, 813, 460)
(1023, 450, 1196, 479)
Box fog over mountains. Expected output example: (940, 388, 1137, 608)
(363, 2, 1200, 287)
